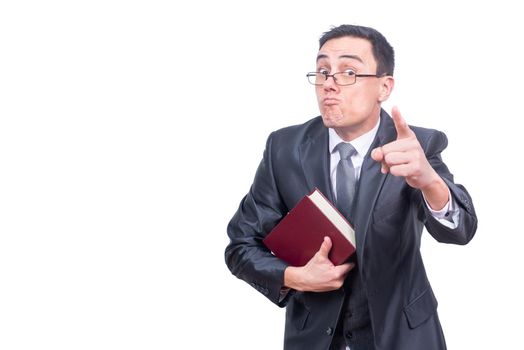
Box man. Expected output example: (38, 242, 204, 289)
(225, 24, 477, 350)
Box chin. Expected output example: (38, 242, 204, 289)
(321, 114, 346, 128)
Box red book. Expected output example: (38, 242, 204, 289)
(263, 188, 356, 267)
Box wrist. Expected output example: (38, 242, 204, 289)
(284, 266, 304, 291)
(421, 175, 449, 211)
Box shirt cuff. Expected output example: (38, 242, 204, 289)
(423, 188, 460, 229)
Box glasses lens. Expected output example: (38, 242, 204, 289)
(334, 72, 355, 86)
(307, 73, 324, 85)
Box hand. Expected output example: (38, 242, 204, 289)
(284, 237, 354, 292)
(371, 106, 440, 189)
(371, 106, 449, 209)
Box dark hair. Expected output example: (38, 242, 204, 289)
(319, 24, 395, 76)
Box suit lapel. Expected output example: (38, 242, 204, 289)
(298, 123, 335, 204)
(353, 110, 397, 266)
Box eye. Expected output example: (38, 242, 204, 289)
(318, 68, 330, 75)
(343, 69, 356, 76)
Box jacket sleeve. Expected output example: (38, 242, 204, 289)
(224, 132, 291, 306)
(421, 130, 478, 244)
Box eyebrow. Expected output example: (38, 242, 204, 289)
(316, 54, 364, 63)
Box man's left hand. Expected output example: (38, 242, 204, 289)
(371, 106, 449, 210)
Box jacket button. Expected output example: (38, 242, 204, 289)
(326, 327, 333, 335)
(346, 331, 353, 339)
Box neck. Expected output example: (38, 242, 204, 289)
(334, 114, 380, 142)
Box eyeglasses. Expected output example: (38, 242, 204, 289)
(306, 70, 384, 86)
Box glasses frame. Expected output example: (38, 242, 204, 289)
(306, 71, 385, 86)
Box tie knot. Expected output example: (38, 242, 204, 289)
(337, 142, 356, 160)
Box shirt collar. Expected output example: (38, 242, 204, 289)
(328, 118, 381, 157)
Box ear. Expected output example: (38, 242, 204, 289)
(378, 76, 394, 102)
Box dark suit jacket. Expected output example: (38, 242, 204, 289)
(225, 110, 477, 350)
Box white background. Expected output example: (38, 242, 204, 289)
(1, 1, 522, 349)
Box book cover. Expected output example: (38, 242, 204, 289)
(263, 188, 356, 267)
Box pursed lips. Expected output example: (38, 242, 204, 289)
(323, 97, 341, 106)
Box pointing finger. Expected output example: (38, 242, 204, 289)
(392, 106, 414, 139)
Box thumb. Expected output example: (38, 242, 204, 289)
(391, 106, 414, 139)
(317, 236, 332, 258)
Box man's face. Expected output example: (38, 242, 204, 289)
(315, 36, 392, 139)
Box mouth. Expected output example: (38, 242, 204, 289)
(323, 97, 340, 106)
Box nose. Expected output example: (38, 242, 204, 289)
(322, 74, 338, 91)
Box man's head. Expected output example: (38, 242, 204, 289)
(313, 25, 395, 141)
(319, 25, 395, 76)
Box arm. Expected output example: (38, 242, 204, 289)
(423, 134, 477, 244)
(372, 107, 477, 245)
(225, 132, 354, 305)
(225, 133, 291, 306)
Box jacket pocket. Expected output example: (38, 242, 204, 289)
(286, 293, 310, 331)
(403, 287, 438, 329)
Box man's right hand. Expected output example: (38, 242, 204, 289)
(283, 236, 354, 292)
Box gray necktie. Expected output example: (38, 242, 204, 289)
(336, 142, 357, 219)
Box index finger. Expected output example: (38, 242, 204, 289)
(392, 106, 415, 139)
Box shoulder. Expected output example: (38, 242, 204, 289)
(410, 124, 448, 154)
(268, 116, 325, 145)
